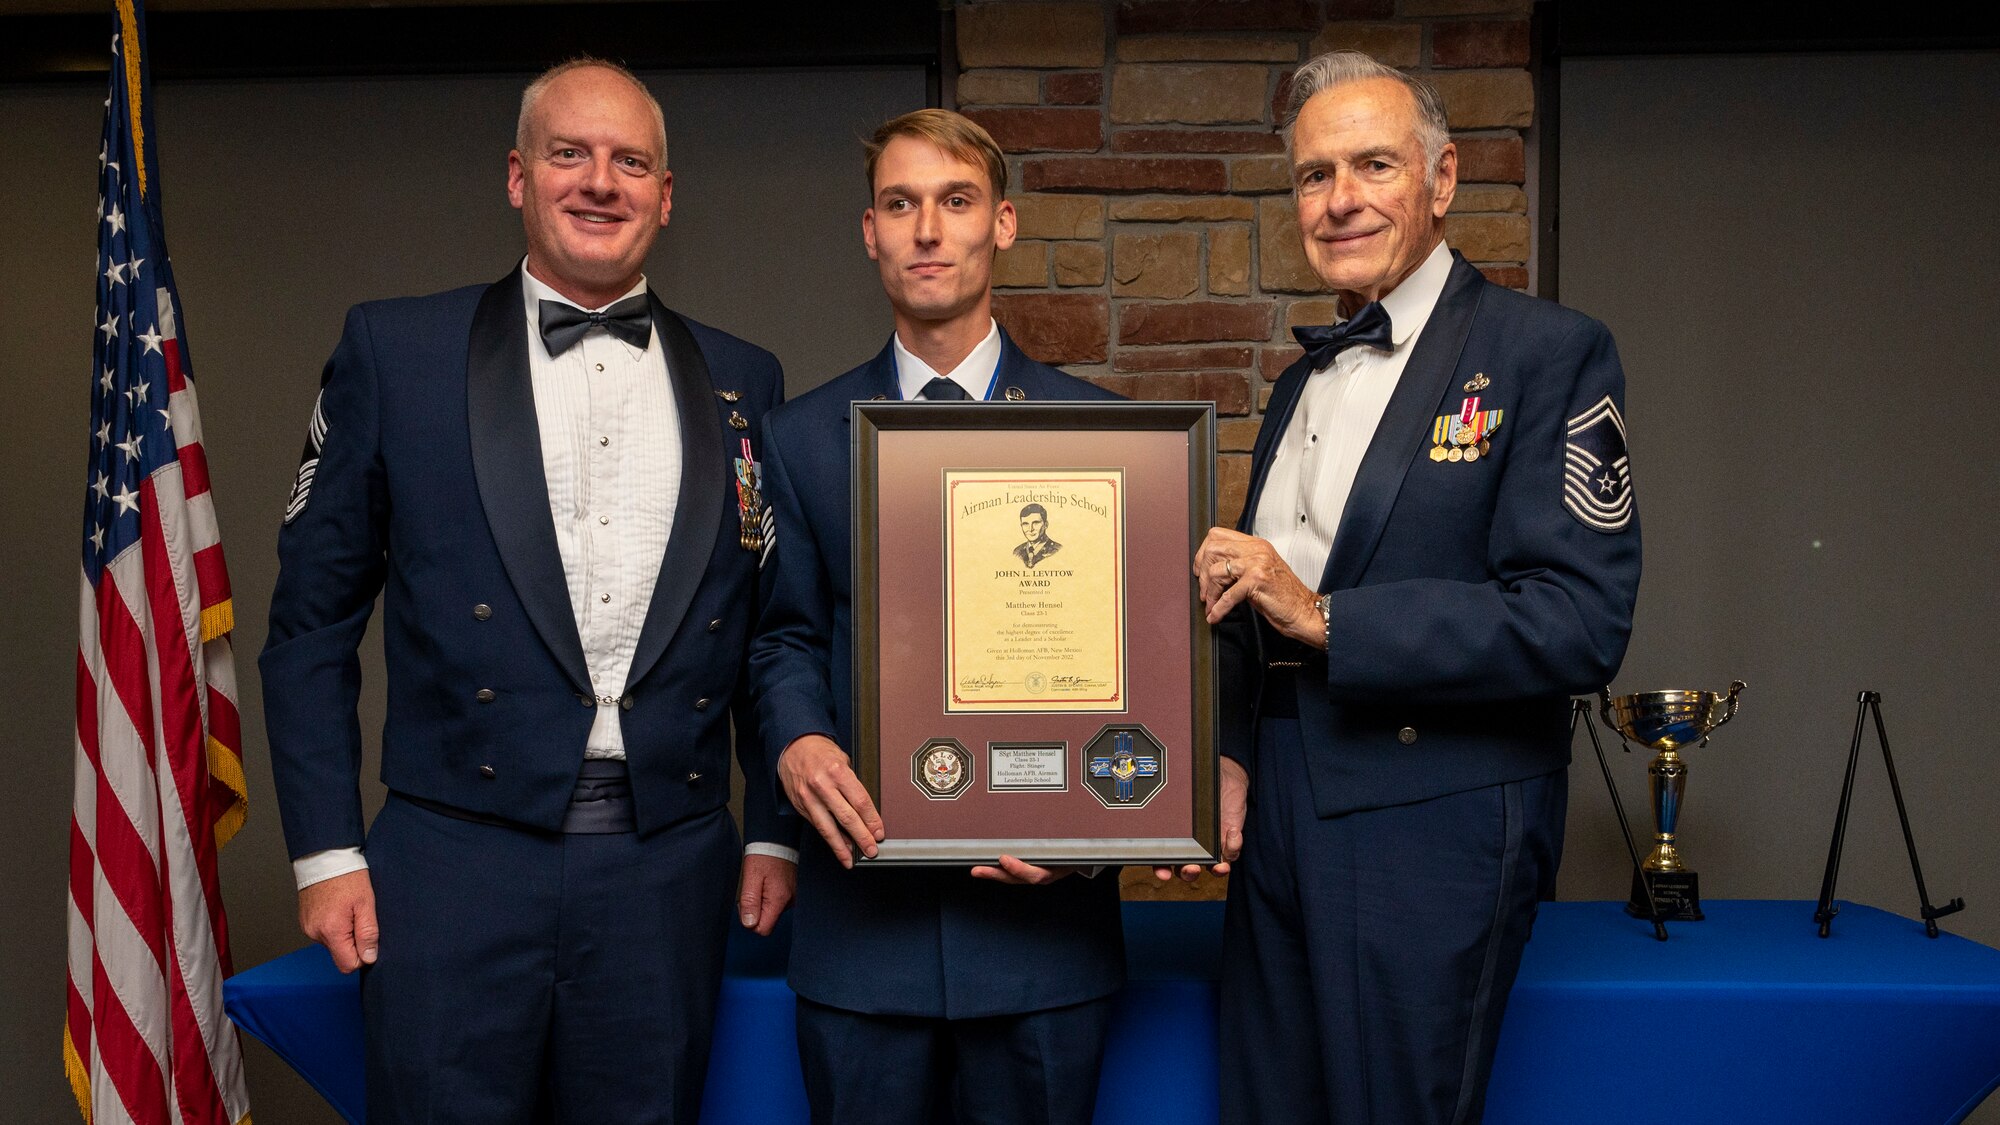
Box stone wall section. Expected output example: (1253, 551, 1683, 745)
(957, 0, 1534, 528)
(955, 1, 1533, 899)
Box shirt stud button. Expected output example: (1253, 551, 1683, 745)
(599, 436, 610, 447)
(594, 363, 604, 372)
(600, 593, 611, 603)
(599, 515, 610, 525)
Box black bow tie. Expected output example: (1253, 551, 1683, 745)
(1291, 301, 1394, 370)
(919, 377, 971, 401)
(538, 295, 652, 356)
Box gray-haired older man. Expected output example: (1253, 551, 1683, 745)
(1192, 51, 1640, 1123)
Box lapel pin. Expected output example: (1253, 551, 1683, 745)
(716, 389, 742, 402)
(1464, 372, 1490, 392)
(1004, 386, 1026, 401)
(728, 411, 748, 430)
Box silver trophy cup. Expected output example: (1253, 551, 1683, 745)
(1600, 681, 1745, 921)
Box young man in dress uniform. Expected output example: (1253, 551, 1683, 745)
(749, 109, 1124, 1125)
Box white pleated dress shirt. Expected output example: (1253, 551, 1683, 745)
(1253, 239, 1454, 585)
(519, 269, 680, 758)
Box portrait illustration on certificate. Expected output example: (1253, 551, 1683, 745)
(943, 469, 1126, 713)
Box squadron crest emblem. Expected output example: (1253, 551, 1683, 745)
(912, 738, 974, 800)
(1083, 725, 1166, 809)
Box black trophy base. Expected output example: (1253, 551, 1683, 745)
(1628, 870, 1704, 921)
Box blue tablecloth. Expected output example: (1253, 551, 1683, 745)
(225, 900, 2000, 1124)
(1487, 900, 2000, 1124)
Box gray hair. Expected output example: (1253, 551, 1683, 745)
(1282, 50, 1450, 187)
(515, 57, 668, 169)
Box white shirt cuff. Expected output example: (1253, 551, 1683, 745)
(293, 847, 369, 890)
(743, 842, 800, 864)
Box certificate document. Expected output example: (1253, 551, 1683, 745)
(852, 401, 1218, 866)
(942, 469, 1126, 713)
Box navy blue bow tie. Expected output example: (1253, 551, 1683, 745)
(538, 295, 652, 356)
(1291, 301, 1394, 369)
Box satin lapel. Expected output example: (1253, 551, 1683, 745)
(626, 296, 726, 687)
(466, 268, 591, 690)
(1317, 255, 1486, 592)
(1238, 361, 1312, 531)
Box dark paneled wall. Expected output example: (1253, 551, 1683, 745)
(0, 63, 925, 1122)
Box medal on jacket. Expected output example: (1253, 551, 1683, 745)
(1429, 397, 1503, 463)
(1453, 397, 1481, 462)
(733, 438, 764, 554)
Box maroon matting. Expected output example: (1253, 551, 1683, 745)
(863, 421, 1205, 856)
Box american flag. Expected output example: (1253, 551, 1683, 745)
(67, 3, 253, 1123)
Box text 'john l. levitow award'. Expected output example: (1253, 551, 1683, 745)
(942, 469, 1126, 714)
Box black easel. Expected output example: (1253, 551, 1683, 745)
(1573, 699, 1667, 941)
(1813, 691, 1964, 939)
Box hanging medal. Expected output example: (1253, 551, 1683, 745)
(733, 437, 764, 554)
(1477, 406, 1502, 456)
(1429, 414, 1451, 462)
(1452, 396, 1481, 461)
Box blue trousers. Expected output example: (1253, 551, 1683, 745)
(361, 794, 739, 1124)
(794, 995, 1112, 1125)
(1221, 717, 1565, 1125)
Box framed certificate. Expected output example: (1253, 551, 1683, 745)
(852, 401, 1218, 866)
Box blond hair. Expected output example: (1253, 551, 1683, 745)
(864, 108, 1009, 199)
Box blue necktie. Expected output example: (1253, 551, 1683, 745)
(539, 295, 652, 356)
(1291, 301, 1393, 370)
(920, 377, 971, 401)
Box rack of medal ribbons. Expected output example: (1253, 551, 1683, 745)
(1431, 391, 1500, 463)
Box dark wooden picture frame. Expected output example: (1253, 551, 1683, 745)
(852, 401, 1218, 865)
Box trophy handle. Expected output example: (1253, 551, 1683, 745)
(1597, 688, 1621, 747)
(1713, 680, 1747, 728)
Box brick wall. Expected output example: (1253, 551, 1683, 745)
(958, 0, 1535, 526)
(954, 0, 1535, 897)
